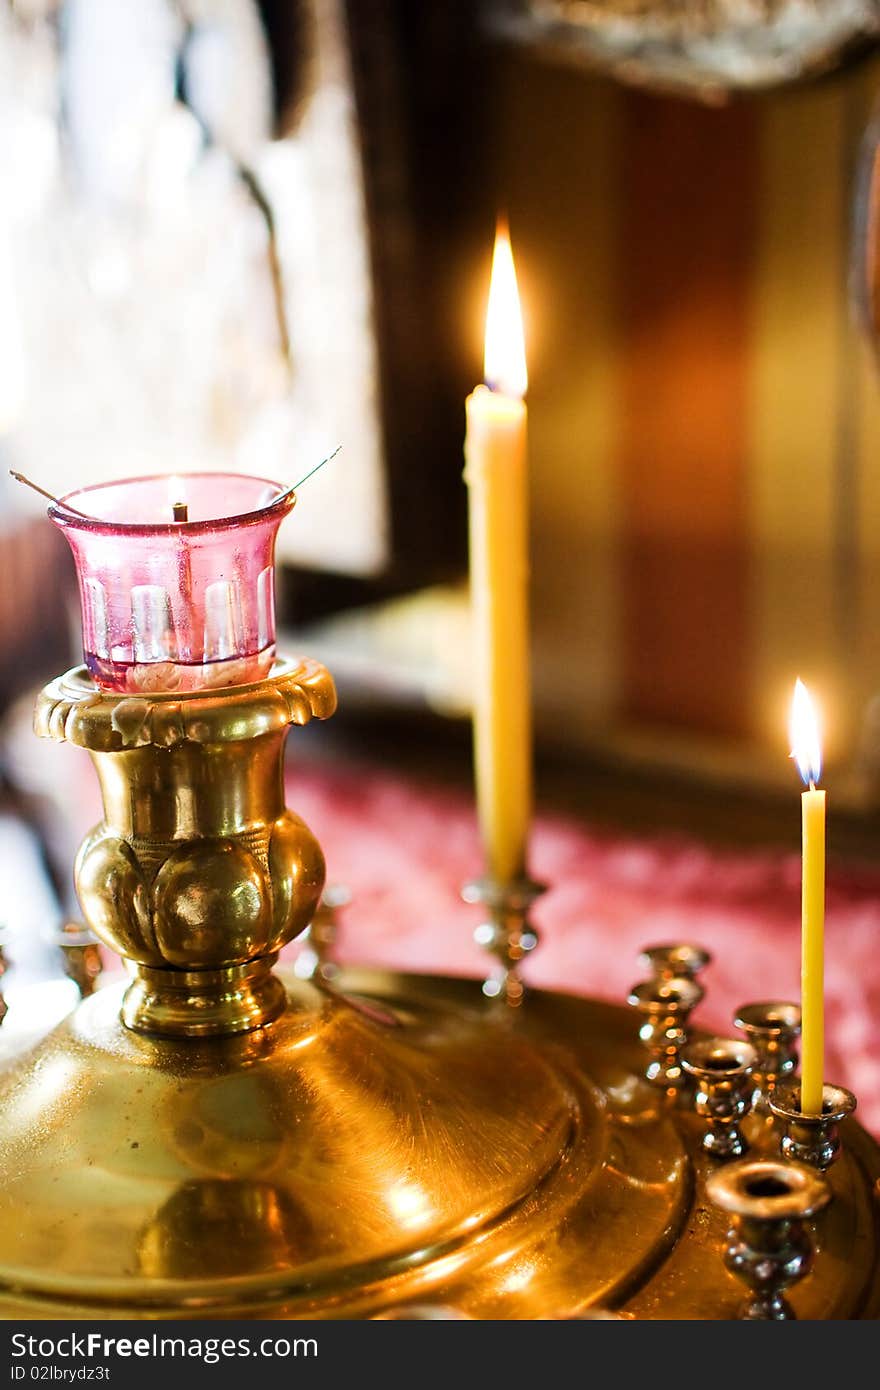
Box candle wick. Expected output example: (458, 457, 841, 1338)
(172, 501, 189, 524)
(809, 779, 816, 792)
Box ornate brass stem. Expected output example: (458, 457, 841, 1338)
(35, 659, 336, 1037)
(462, 875, 544, 1004)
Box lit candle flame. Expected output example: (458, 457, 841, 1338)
(790, 678, 822, 786)
(483, 219, 527, 399)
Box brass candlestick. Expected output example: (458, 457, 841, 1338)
(462, 875, 544, 1004)
(769, 1081, 857, 1171)
(57, 921, 103, 998)
(35, 659, 333, 1037)
(639, 942, 711, 983)
(734, 1001, 801, 1111)
(294, 884, 350, 984)
(706, 1158, 831, 1320)
(628, 975, 703, 1092)
(681, 1037, 757, 1158)
(0, 663, 879, 1319)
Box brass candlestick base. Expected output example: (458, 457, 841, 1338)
(0, 969, 878, 1319)
(0, 664, 878, 1319)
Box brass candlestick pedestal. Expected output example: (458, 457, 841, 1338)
(0, 662, 877, 1320)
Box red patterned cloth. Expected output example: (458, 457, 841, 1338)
(286, 759, 880, 1136)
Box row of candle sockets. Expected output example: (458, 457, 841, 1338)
(629, 943, 856, 1172)
(81, 567, 276, 693)
(629, 942, 862, 1321)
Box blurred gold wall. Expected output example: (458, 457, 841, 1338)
(492, 48, 880, 786)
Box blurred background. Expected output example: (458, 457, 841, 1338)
(2, 1, 880, 1121)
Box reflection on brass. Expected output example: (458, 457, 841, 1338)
(707, 1158, 830, 1320)
(139, 1181, 316, 1281)
(639, 942, 711, 983)
(628, 975, 702, 1092)
(769, 1081, 857, 1171)
(734, 1001, 801, 1112)
(58, 922, 102, 999)
(462, 876, 544, 1004)
(374, 1306, 473, 1320)
(0, 968, 877, 1318)
(34, 660, 336, 1037)
(682, 1037, 757, 1159)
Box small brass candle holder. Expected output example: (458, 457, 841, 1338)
(57, 921, 103, 999)
(706, 1158, 831, 1320)
(294, 884, 350, 984)
(681, 1037, 758, 1158)
(462, 875, 544, 1005)
(734, 1001, 801, 1111)
(638, 942, 711, 983)
(769, 1081, 857, 1171)
(627, 975, 703, 1092)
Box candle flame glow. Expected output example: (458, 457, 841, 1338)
(790, 678, 822, 786)
(483, 219, 527, 399)
(168, 475, 186, 509)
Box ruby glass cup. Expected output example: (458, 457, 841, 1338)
(50, 473, 294, 693)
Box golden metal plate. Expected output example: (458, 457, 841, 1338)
(0, 969, 876, 1319)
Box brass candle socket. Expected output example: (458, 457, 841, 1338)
(462, 875, 544, 1005)
(734, 1000, 801, 1110)
(769, 1081, 857, 1171)
(35, 659, 336, 1038)
(295, 883, 351, 984)
(627, 975, 703, 1092)
(638, 942, 711, 982)
(706, 1158, 831, 1320)
(681, 1037, 758, 1158)
(57, 921, 103, 999)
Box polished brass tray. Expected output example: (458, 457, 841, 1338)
(0, 967, 877, 1320)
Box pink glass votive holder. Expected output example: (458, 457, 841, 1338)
(50, 473, 294, 693)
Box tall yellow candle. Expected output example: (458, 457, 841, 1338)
(789, 678, 825, 1116)
(464, 222, 531, 884)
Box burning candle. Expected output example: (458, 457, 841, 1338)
(789, 678, 825, 1116)
(464, 221, 531, 884)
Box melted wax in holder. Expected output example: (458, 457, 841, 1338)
(51, 473, 294, 694)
